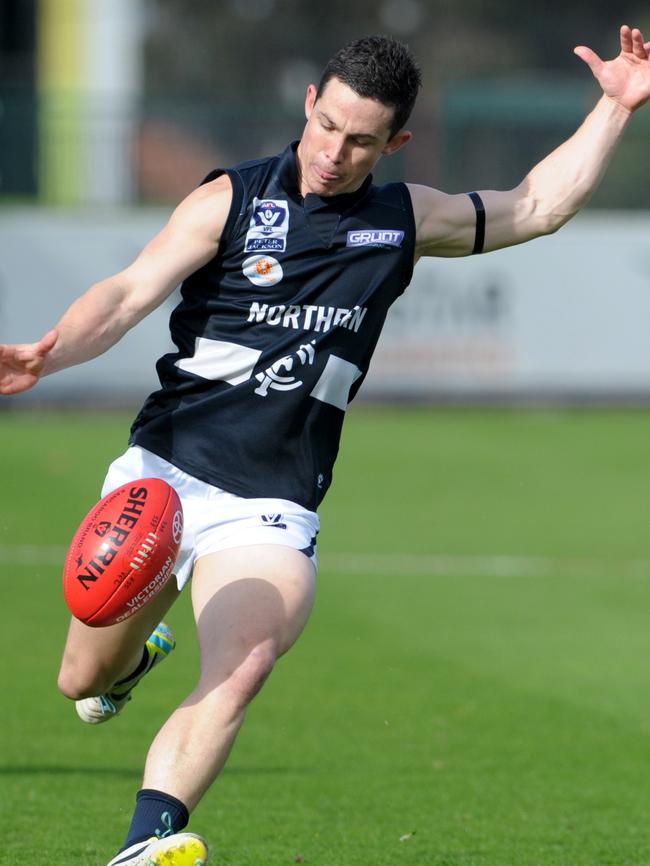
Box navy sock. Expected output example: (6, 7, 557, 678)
(120, 788, 189, 852)
(109, 647, 149, 699)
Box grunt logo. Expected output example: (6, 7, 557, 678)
(346, 229, 404, 247)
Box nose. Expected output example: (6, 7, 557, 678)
(325, 134, 345, 165)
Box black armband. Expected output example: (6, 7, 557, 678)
(468, 191, 485, 255)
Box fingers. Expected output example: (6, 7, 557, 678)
(577, 24, 649, 71)
(574, 45, 603, 76)
(0, 328, 58, 377)
(620, 24, 633, 54)
(38, 328, 59, 355)
(631, 27, 649, 59)
(4, 343, 40, 366)
(0, 330, 57, 364)
(620, 24, 650, 59)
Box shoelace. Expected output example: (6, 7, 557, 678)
(98, 694, 117, 715)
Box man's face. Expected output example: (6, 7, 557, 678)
(296, 77, 411, 197)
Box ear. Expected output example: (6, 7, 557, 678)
(304, 84, 318, 120)
(381, 129, 412, 156)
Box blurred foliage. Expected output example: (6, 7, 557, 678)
(1, 1, 649, 205)
(142, 0, 650, 93)
(140, 0, 650, 206)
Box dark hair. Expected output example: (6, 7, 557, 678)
(316, 35, 422, 138)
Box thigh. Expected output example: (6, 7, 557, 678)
(191, 544, 316, 672)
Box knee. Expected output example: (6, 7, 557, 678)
(220, 642, 277, 709)
(57, 658, 113, 701)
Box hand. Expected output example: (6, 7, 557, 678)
(575, 25, 650, 112)
(0, 329, 58, 395)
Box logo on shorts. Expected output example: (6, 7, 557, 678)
(245, 198, 289, 252)
(346, 229, 404, 248)
(261, 514, 287, 529)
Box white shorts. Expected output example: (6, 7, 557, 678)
(101, 445, 320, 591)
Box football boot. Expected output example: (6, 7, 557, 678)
(106, 832, 209, 866)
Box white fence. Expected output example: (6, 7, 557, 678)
(1, 207, 649, 404)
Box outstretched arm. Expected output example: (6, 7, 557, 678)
(411, 25, 650, 259)
(0, 174, 232, 395)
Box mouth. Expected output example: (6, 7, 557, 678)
(314, 165, 341, 184)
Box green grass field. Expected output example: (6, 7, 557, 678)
(2, 407, 650, 866)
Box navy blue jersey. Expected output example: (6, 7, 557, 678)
(130, 142, 416, 510)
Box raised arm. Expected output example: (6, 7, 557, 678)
(0, 174, 232, 395)
(411, 25, 650, 259)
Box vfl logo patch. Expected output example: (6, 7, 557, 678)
(245, 198, 289, 252)
(346, 229, 404, 248)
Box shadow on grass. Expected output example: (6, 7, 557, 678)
(0, 765, 142, 778)
(0, 764, 307, 777)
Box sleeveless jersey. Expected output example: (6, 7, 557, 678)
(130, 141, 416, 510)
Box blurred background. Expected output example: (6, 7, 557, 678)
(1, 0, 650, 404)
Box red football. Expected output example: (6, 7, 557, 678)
(63, 478, 183, 627)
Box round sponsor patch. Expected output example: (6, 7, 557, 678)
(243, 255, 284, 287)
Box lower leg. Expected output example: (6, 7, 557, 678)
(57, 577, 180, 700)
(135, 546, 315, 812)
(142, 641, 275, 809)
